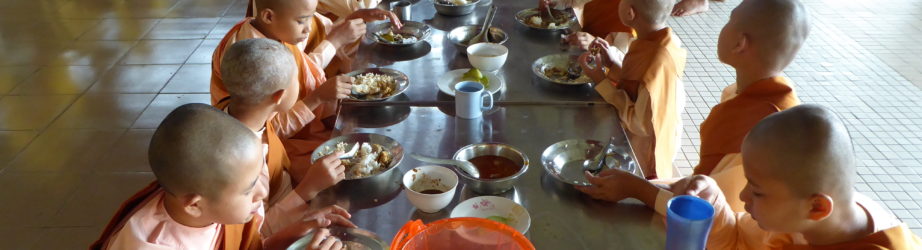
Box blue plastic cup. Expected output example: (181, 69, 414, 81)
(665, 195, 715, 250)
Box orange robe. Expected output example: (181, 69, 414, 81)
(570, 0, 632, 38)
(89, 182, 263, 250)
(211, 19, 336, 178)
(651, 77, 800, 215)
(704, 191, 922, 250)
(595, 27, 686, 179)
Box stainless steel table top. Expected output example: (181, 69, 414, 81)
(356, 0, 605, 104)
(311, 104, 666, 249)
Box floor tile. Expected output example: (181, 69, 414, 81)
(49, 41, 134, 67)
(50, 94, 155, 129)
(78, 18, 159, 41)
(31, 226, 103, 249)
(132, 94, 211, 129)
(88, 64, 180, 93)
(0, 227, 43, 250)
(49, 172, 155, 227)
(186, 39, 220, 64)
(10, 66, 101, 94)
(0, 131, 38, 168)
(121, 39, 201, 64)
(95, 129, 155, 172)
(0, 66, 38, 94)
(4, 129, 124, 173)
(0, 95, 77, 130)
(145, 18, 219, 39)
(0, 172, 87, 226)
(160, 64, 212, 93)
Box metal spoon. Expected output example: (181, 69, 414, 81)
(585, 136, 617, 174)
(469, 5, 498, 45)
(410, 153, 481, 178)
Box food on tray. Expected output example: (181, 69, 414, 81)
(526, 15, 560, 29)
(375, 29, 418, 44)
(542, 62, 583, 82)
(436, 0, 472, 5)
(460, 68, 490, 88)
(321, 142, 393, 178)
(468, 155, 520, 179)
(351, 72, 397, 99)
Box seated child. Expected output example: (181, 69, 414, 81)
(90, 103, 343, 250)
(679, 104, 922, 249)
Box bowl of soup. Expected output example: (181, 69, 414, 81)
(452, 143, 529, 194)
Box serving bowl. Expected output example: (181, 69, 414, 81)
(452, 143, 528, 194)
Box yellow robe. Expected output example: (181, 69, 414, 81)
(595, 27, 686, 179)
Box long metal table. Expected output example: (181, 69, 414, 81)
(308, 0, 667, 248)
(355, 0, 605, 104)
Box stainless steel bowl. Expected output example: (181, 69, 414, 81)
(452, 143, 529, 194)
(286, 226, 387, 250)
(344, 68, 410, 101)
(311, 133, 404, 181)
(532, 53, 592, 85)
(541, 139, 637, 186)
(366, 21, 431, 47)
(446, 25, 509, 49)
(433, 0, 481, 16)
(514, 8, 576, 31)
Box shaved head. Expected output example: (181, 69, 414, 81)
(625, 0, 675, 25)
(220, 38, 296, 104)
(732, 0, 810, 69)
(742, 104, 854, 200)
(149, 103, 262, 198)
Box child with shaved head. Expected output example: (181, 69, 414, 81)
(579, 0, 686, 179)
(212, 0, 358, 189)
(677, 104, 922, 249)
(91, 104, 345, 250)
(577, 0, 804, 215)
(217, 38, 355, 237)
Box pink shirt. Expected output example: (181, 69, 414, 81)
(107, 192, 221, 250)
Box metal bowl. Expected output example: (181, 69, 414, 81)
(367, 21, 431, 47)
(452, 143, 529, 195)
(311, 133, 404, 181)
(286, 226, 387, 250)
(541, 139, 637, 186)
(344, 68, 409, 101)
(514, 8, 576, 31)
(433, 0, 481, 16)
(447, 25, 509, 49)
(532, 53, 592, 85)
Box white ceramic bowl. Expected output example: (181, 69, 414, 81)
(450, 196, 531, 234)
(466, 43, 508, 72)
(403, 165, 459, 213)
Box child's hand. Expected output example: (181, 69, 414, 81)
(308, 228, 345, 250)
(574, 169, 639, 202)
(303, 205, 357, 228)
(315, 75, 353, 103)
(349, 9, 403, 29)
(263, 218, 334, 250)
(579, 52, 607, 83)
(565, 32, 595, 51)
(294, 153, 346, 201)
(674, 175, 722, 205)
(590, 38, 620, 69)
(538, 0, 556, 10)
(328, 19, 366, 49)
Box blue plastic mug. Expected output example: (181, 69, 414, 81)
(665, 195, 715, 250)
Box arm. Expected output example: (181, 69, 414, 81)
(270, 101, 318, 139)
(304, 14, 338, 68)
(574, 169, 669, 210)
(595, 81, 653, 137)
(676, 175, 773, 250)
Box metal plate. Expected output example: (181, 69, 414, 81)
(366, 21, 431, 47)
(311, 133, 404, 181)
(436, 68, 503, 96)
(532, 53, 593, 85)
(541, 139, 636, 186)
(514, 8, 576, 31)
(345, 68, 410, 102)
(446, 25, 509, 49)
(286, 226, 387, 250)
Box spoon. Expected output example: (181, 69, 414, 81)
(410, 153, 481, 178)
(469, 5, 498, 45)
(338, 142, 361, 160)
(585, 136, 617, 174)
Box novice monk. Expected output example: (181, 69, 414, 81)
(217, 38, 355, 236)
(91, 104, 345, 250)
(579, 0, 685, 179)
(212, 0, 353, 184)
(576, 0, 806, 213)
(680, 104, 922, 249)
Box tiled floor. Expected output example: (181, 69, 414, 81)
(0, 0, 920, 248)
